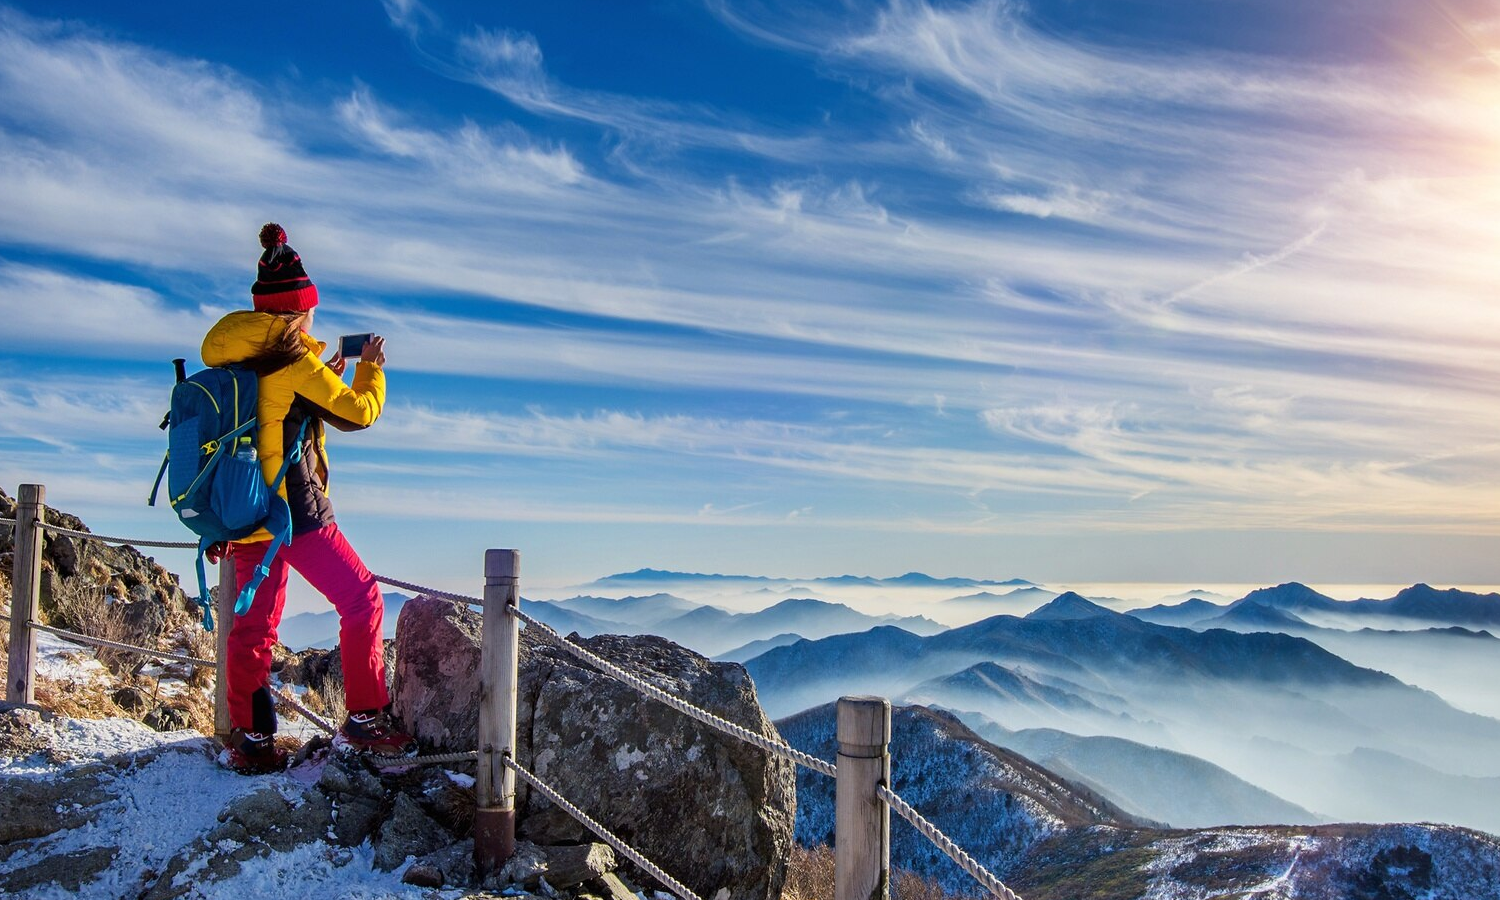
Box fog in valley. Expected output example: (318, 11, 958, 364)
(518, 571, 1500, 836)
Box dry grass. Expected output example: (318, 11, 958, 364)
(782, 844, 973, 900)
(34, 669, 125, 720)
(47, 580, 145, 675)
(893, 868, 968, 900)
(169, 684, 217, 735)
(783, 844, 837, 900)
(300, 670, 348, 729)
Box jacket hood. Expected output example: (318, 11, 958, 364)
(202, 310, 323, 367)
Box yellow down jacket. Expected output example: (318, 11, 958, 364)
(201, 311, 385, 542)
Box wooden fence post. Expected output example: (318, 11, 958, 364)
(6, 485, 45, 706)
(214, 559, 236, 743)
(475, 548, 520, 875)
(835, 695, 892, 900)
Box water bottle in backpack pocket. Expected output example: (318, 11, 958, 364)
(213, 437, 270, 532)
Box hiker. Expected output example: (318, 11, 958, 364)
(201, 223, 416, 774)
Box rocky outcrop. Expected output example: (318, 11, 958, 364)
(0, 487, 199, 668)
(391, 596, 797, 900)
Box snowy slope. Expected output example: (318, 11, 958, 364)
(0, 715, 430, 899)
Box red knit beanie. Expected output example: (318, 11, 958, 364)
(252, 223, 319, 312)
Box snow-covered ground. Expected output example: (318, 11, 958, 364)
(0, 715, 452, 899)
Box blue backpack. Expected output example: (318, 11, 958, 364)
(149, 365, 307, 631)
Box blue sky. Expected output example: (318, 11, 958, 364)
(3, 0, 1500, 605)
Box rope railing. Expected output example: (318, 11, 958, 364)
(275, 688, 338, 736)
(0, 611, 216, 669)
(878, 785, 1025, 900)
(371, 573, 482, 607)
(509, 605, 838, 779)
(504, 754, 702, 900)
(36, 519, 199, 550)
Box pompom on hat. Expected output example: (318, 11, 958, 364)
(251, 222, 319, 312)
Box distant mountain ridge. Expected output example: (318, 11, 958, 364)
(744, 593, 1500, 831)
(277, 592, 411, 650)
(1136, 581, 1500, 629)
(586, 568, 1035, 590)
(522, 594, 946, 657)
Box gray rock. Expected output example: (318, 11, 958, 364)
(0, 704, 50, 759)
(0, 846, 115, 893)
(0, 764, 111, 841)
(317, 755, 384, 799)
(375, 792, 451, 871)
(49, 532, 79, 579)
(544, 842, 616, 888)
(392, 597, 797, 900)
(416, 837, 476, 886)
(143, 783, 334, 899)
(289, 787, 336, 840)
(497, 840, 550, 887)
(597, 872, 640, 900)
(332, 795, 384, 847)
(217, 786, 293, 833)
(403, 862, 445, 887)
(318, 755, 388, 847)
(111, 686, 150, 714)
(143, 704, 190, 732)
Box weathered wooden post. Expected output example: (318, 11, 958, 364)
(214, 559, 236, 742)
(6, 484, 45, 706)
(475, 548, 520, 875)
(835, 695, 892, 900)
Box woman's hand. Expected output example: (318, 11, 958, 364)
(325, 352, 348, 377)
(361, 335, 386, 367)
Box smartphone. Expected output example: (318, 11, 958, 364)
(338, 333, 375, 359)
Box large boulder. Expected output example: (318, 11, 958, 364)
(392, 596, 797, 900)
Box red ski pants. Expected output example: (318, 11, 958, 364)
(228, 523, 389, 732)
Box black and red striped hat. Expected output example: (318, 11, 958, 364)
(252, 223, 319, 312)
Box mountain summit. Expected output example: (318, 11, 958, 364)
(1024, 592, 1115, 621)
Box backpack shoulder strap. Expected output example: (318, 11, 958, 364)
(233, 417, 313, 617)
(193, 536, 216, 632)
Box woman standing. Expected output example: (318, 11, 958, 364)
(202, 223, 415, 774)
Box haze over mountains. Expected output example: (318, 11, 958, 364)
(521, 594, 945, 658)
(737, 585, 1500, 834)
(780, 702, 1500, 898)
(379, 567, 1500, 836)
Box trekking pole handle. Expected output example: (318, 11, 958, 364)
(173, 358, 187, 383)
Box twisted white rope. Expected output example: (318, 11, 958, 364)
(509, 606, 837, 779)
(35, 521, 198, 550)
(372, 574, 482, 607)
(504, 755, 702, 900)
(1, 613, 216, 668)
(371, 750, 480, 768)
(877, 785, 1025, 900)
(275, 688, 338, 735)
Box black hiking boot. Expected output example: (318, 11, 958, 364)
(219, 728, 289, 775)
